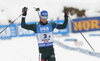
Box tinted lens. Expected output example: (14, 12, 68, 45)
(42, 17, 48, 19)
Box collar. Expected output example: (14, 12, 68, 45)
(39, 21, 48, 25)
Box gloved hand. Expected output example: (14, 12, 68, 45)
(22, 7, 28, 16)
(64, 8, 69, 17)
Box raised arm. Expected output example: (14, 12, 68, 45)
(21, 7, 36, 33)
(57, 9, 69, 29)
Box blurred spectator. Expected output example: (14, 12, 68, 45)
(63, 7, 86, 18)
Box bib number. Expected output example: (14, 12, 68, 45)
(41, 34, 51, 41)
(36, 32, 53, 44)
(44, 34, 47, 38)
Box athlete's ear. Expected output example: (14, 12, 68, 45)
(40, 17, 42, 21)
(40, 17, 42, 19)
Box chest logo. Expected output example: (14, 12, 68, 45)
(40, 27, 49, 31)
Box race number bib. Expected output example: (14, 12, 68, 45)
(36, 23, 53, 47)
(36, 32, 53, 47)
(37, 32, 53, 43)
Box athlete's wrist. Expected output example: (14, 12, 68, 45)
(22, 16, 26, 18)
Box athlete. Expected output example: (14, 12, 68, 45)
(21, 7, 69, 61)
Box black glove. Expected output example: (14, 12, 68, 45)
(64, 8, 69, 17)
(22, 7, 28, 16)
(35, 8, 40, 11)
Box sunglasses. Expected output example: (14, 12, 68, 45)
(41, 17, 48, 19)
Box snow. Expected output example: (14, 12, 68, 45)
(0, 32, 100, 61)
(0, 0, 100, 61)
(0, 37, 39, 61)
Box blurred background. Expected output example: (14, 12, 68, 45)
(0, 0, 100, 61)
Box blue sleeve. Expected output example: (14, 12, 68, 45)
(55, 23, 58, 28)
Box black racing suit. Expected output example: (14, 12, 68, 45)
(21, 16, 68, 61)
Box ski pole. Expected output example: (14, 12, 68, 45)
(33, 7, 40, 18)
(68, 16, 95, 52)
(0, 11, 25, 34)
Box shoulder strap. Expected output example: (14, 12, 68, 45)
(50, 22, 56, 31)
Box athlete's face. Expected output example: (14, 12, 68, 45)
(40, 16, 48, 23)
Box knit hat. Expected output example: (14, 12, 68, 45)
(40, 10, 48, 17)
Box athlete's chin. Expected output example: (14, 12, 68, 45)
(43, 21, 47, 23)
